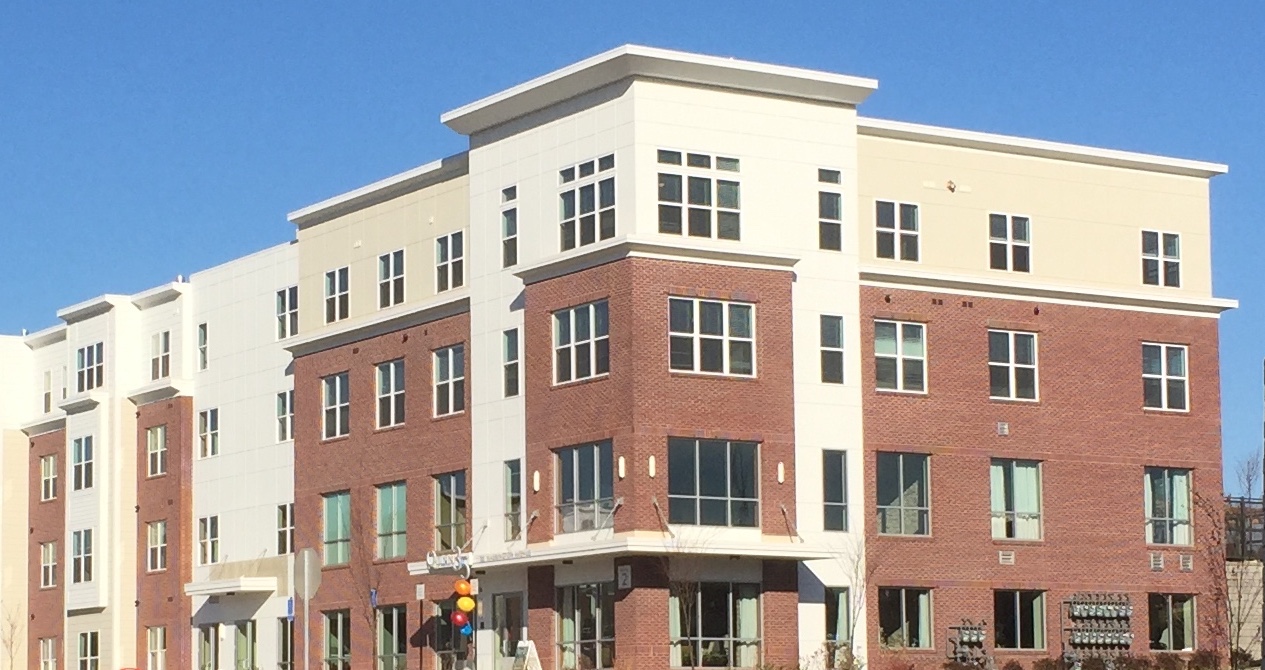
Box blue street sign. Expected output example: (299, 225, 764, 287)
(287, 597, 294, 622)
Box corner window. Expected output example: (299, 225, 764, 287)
(1143, 344, 1188, 411)
(878, 587, 931, 648)
(72, 436, 93, 490)
(502, 187, 518, 268)
(820, 315, 844, 384)
(435, 471, 467, 553)
(376, 360, 405, 428)
(1143, 231, 1181, 287)
(667, 438, 759, 528)
(276, 285, 299, 339)
(876, 201, 919, 261)
(322, 491, 351, 566)
(556, 441, 614, 533)
(322, 373, 350, 439)
(990, 459, 1042, 540)
(198, 515, 220, 565)
(1148, 593, 1194, 651)
(554, 301, 610, 384)
(558, 583, 616, 669)
(668, 298, 754, 376)
(876, 452, 929, 536)
(378, 249, 405, 308)
(989, 214, 1031, 272)
(323, 610, 352, 670)
(823, 450, 848, 531)
(40, 454, 57, 501)
(1145, 467, 1192, 545)
(874, 321, 925, 392)
(150, 331, 171, 380)
(503, 328, 520, 397)
(436, 232, 464, 293)
(376, 481, 406, 560)
(198, 408, 220, 457)
(147, 520, 167, 571)
(670, 582, 761, 667)
(560, 154, 616, 250)
(994, 590, 1045, 649)
(819, 169, 843, 251)
(147, 425, 167, 476)
(76, 342, 104, 392)
(657, 151, 741, 240)
(988, 330, 1038, 400)
(434, 345, 465, 416)
(71, 529, 93, 583)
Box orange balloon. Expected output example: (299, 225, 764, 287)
(454, 579, 472, 596)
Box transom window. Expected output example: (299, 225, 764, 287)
(198, 408, 220, 457)
(376, 360, 405, 428)
(325, 267, 349, 323)
(556, 441, 614, 533)
(147, 425, 167, 476)
(878, 587, 932, 648)
(667, 438, 759, 528)
(323, 373, 350, 439)
(435, 471, 467, 553)
(434, 345, 465, 416)
(876, 452, 929, 536)
(40, 454, 56, 501)
(558, 583, 616, 670)
(820, 315, 844, 384)
(1148, 593, 1194, 651)
(147, 520, 167, 571)
(502, 187, 518, 268)
(379, 249, 405, 308)
(560, 154, 616, 250)
(198, 515, 220, 565)
(1143, 231, 1181, 287)
(72, 436, 93, 491)
(994, 590, 1045, 650)
(657, 150, 741, 240)
(376, 481, 407, 560)
(988, 330, 1038, 400)
(71, 529, 93, 583)
(990, 459, 1041, 540)
(277, 390, 294, 442)
(1145, 467, 1191, 545)
(436, 232, 464, 293)
(876, 201, 919, 261)
(670, 582, 761, 668)
(823, 450, 848, 531)
(276, 285, 299, 339)
(669, 298, 754, 376)
(990, 214, 1031, 272)
(819, 168, 843, 251)
(150, 331, 170, 380)
(76, 342, 104, 392)
(323, 491, 351, 566)
(554, 301, 610, 384)
(874, 321, 925, 392)
(1143, 343, 1188, 411)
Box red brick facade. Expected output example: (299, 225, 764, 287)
(27, 429, 65, 670)
(860, 286, 1224, 667)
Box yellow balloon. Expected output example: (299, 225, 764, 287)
(456, 596, 476, 613)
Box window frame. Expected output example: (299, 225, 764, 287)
(376, 481, 407, 560)
(71, 436, 93, 491)
(276, 285, 299, 339)
(820, 315, 844, 384)
(435, 231, 465, 293)
(819, 172, 844, 251)
(553, 300, 610, 385)
(277, 390, 294, 442)
(147, 626, 167, 670)
(874, 320, 926, 393)
(668, 297, 756, 377)
(670, 581, 762, 667)
(1143, 343, 1189, 412)
(234, 620, 256, 670)
(325, 267, 349, 323)
(40, 637, 57, 670)
(656, 150, 742, 240)
(198, 408, 220, 458)
(147, 520, 167, 572)
(505, 459, 522, 542)
(197, 515, 220, 566)
(197, 324, 208, 370)
(1142, 230, 1181, 288)
(557, 582, 617, 670)
(197, 625, 218, 670)
(376, 360, 406, 428)
(41, 541, 57, 587)
(71, 529, 92, 584)
(147, 424, 167, 477)
(667, 438, 760, 528)
(504, 328, 521, 397)
(875, 200, 920, 262)
(40, 454, 57, 501)
(378, 604, 408, 670)
(434, 471, 467, 553)
(1145, 467, 1192, 546)
(433, 345, 466, 417)
(77, 631, 99, 670)
(825, 586, 851, 650)
(322, 373, 350, 439)
(502, 187, 518, 268)
(823, 450, 848, 532)
(993, 590, 1046, 650)
(990, 459, 1043, 541)
(277, 503, 294, 555)
(323, 491, 351, 566)
(150, 330, 171, 380)
(278, 618, 294, 670)
(324, 610, 352, 670)
(876, 452, 930, 537)
(560, 154, 616, 250)
(988, 330, 1039, 401)
(378, 249, 405, 309)
(988, 213, 1032, 273)
(1148, 593, 1195, 651)
(76, 342, 104, 392)
(878, 587, 933, 649)
(555, 441, 614, 534)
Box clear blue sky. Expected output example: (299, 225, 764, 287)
(2, 3, 1261, 484)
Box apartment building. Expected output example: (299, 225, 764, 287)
(2, 45, 1233, 670)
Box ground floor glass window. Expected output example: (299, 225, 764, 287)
(670, 582, 760, 668)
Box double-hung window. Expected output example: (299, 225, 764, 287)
(878, 587, 932, 648)
(376, 481, 406, 559)
(558, 583, 616, 669)
(378, 605, 407, 670)
(503, 328, 520, 397)
(198, 626, 218, 670)
(505, 459, 522, 541)
(76, 342, 104, 392)
(819, 169, 843, 251)
(436, 232, 465, 292)
(876, 452, 929, 536)
(876, 201, 919, 261)
(42, 370, 52, 413)
(147, 520, 167, 571)
(78, 631, 99, 670)
(198, 516, 220, 565)
(72, 436, 93, 491)
(279, 619, 294, 670)
(668, 298, 754, 376)
(71, 529, 92, 583)
(40, 541, 57, 587)
(1145, 467, 1192, 545)
(277, 503, 294, 555)
(670, 582, 761, 667)
(1148, 593, 1194, 651)
(147, 627, 167, 670)
(434, 345, 465, 416)
(198, 409, 220, 457)
(197, 324, 208, 370)
(560, 154, 616, 250)
(324, 610, 352, 670)
(378, 249, 405, 308)
(147, 425, 167, 476)
(376, 360, 405, 428)
(657, 150, 741, 240)
(1143, 343, 1188, 411)
(821, 315, 844, 384)
(435, 471, 467, 552)
(150, 331, 171, 380)
(325, 267, 349, 323)
(989, 214, 1031, 272)
(277, 390, 294, 442)
(875, 321, 925, 392)
(40, 454, 57, 501)
(988, 330, 1038, 400)
(990, 459, 1042, 540)
(323, 491, 351, 566)
(994, 590, 1045, 650)
(276, 285, 299, 339)
(1143, 231, 1181, 287)
(823, 450, 848, 531)
(554, 301, 609, 384)
(40, 638, 56, 670)
(502, 186, 518, 268)
(235, 622, 256, 670)
(556, 441, 614, 533)
(667, 438, 759, 527)
(323, 373, 350, 439)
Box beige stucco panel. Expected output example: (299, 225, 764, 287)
(857, 135, 1214, 297)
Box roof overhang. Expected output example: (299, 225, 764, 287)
(183, 577, 278, 598)
(287, 152, 468, 229)
(56, 295, 129, 324)
(284, 292, 470, 358)
(442, 44, 878, 136)
(131, 282, 187, 310)
(24, 324, 66, 349)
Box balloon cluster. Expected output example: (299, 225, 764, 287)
(449, 579, 476, 637)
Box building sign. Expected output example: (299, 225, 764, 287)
(616, 564, 632, 590)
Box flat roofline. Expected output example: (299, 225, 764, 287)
(857, 117, 1228, 178)
(286, 152, 468, 228)
(442, 44, 878, 136)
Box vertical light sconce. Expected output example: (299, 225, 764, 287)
(777, 462, 785, 484)
(618, 456, 626, 479)
(648, 455, 657, 478)
(532, 470, 540, 492)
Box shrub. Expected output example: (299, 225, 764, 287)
(1154, 654, 1185, 670)
(1081, 657, 1108, 670)
(1114, 654, 1156, 670)
(943, 662, 977, 670)
(1230, 648, 1257, 670)
(1002, 660, 1026, 670)
(1033, 658, 1065, 670)
(1188, 650, 1221, 670)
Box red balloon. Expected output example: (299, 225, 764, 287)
(450, 611, 468, 627)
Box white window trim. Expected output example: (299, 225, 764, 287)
(277, 390, 295, 442)
(40, 637, 56, 670)
(503, 328, 520, 398)
(1143, 342, 1190, 413)
(376, 481, 407, 560)
(147, 627, 167, 670)
(875, 199, 921, 263)
(874, 320, 927, 394)
(197, 324, 208, 371)
(433, 345, 465, 417)
(198, 515, 220, 565)
(325, 267, 349, 323)
(198, 409, 220, 458)
(553, 301, 611, 385)
(277, 285, 299, 340)
(502, 188, 518, 268)
(1142, 229, 1182, 288)
(993, 590, 1047, 650)
(40, 454, 57, 501)
(655, 149, 741, 241)
(818, 179, 844, 252)
(150, 331, 171, 380)
(71, 437, 93, 491)
(378, 249, 405, 309)
(668, 297, 756, 378)
(988, 212, 1033, 273)
(989, 459, 1044, 541)
(988, 330, 1039, 402)
(322, 373, 350, 439)
(147, 425, 167, 477)
(1149, 594, 1196, 651)
(878, 587, 934, 649)
(559, 154, 617, 250)
(71, 529, 92, 584)
(78, 631, 99, 670)
(147, 520, 168, 572)
(435, 231, 465, 293)
(820, 314, 845, 384)
(1145, 467, 1193, 547)
(376, 360, 406, 428)
(76, 342, 104, 392)
(278, 503, 294, 555)
(40, 541, 57, 588)
(876, 452, 931, 537)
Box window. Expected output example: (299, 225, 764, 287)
(876, 452, 929, 536)
(436, 232, 465, 292)
(554, 301, 610, 384)
(823, 450, 848, 532)
(435, 601, 477, 668)
(198, 516, 220, 565)
(502, 188, 518, 268)
(71, 436, 93, 490)
(990, 460, 1042, 540)
(42, 370, 52, 413)
(376, 360, 406, 428)
(197, 324, 208, 370)
(667, 438, 759, 528)
(277, 503, 294, 555)
(558, 583, 616, 669)
(826, 587, 851, 653)
(377, 482, 407, 560)
(325, 267, 349, 323)
(77, 632, 99, 670)
(994, 590, 1045, 650)
(670, 582, 761, 667)
(150, 331, 171, 380)
(657, 151, 741, 239)
(198, 409, 220, 457)
(1149, 594, 1194, 651)
(668, 298, 754, 376)
(556, 441, 614, 533)
(988, 330, 1038, 400)
(878, 587, 931, 648)
(1143, 231, 1181, 287)
(378, 605, 407, 670)
(197, 626, 218, 670)
(323, 373, 350, 438)
(505, 459, 522, 541)
(433, 345, 465, 416)
(40, 541, 57, 587)
(71, 529, 92, 583)
(147, 627, 167, 670)
(990, 214, 1031, 272)
(379, 249, 405, 308)
(435, 471, 467, 552)
(875, 321, 925, 392)
(40, 454, 56, 501)
(147, 520, 167, 571)
(324, 610, 352, 670)
(234, 621, 256, 670)
(821, 315, 844, 384)
(277, 390, 294, 442)
(819, 174, 843, 251)
(560, 154, 616, 250)
(278, 619, 294, 670)
(323, 491, 351, 566)
(276, 285, 299, 339)
(40, 637, 56, 670)
(76, 342, 103, 392)
(1145, 467, 1192, 545)
(503, 328, 520, 397)
(147, 425, 167, 476)
(876, 201, 919, 261)
(1143, 344, 1188, 411)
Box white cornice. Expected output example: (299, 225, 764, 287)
(442, 44, 878, 136)
(56, 295, 129, 324)
(287, 152, 469, 228)
(284, 292, 470, 358)
(20, 412, 65, 437)
(130, 282, 187, 310)
(513, 235, 800, 286)
(858, 117, 1228, 178)
(24, 324, 66, 349)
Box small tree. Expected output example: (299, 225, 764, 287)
(0, 602, 24, 670)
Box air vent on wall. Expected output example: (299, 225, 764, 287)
(998, 550, 1016, 565)
(1149, 552, 1164, 571)
(1180, 554, 1193, 572)
(997, 422, 1010, 436)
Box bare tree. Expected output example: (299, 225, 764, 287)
(819, 538, 880, 670)
(0, 602, 24, 670)
(348, 489, 385, 670)
(1194, 488, 1233, 664)
(1225, 450, 1265, 668)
